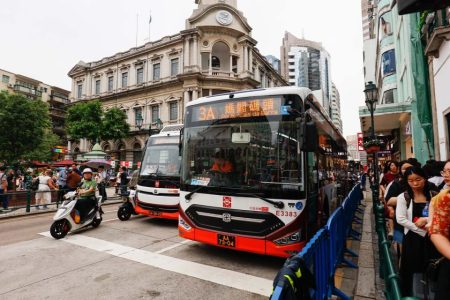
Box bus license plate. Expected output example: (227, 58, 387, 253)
(150, 211, 161, 216)
(217, 234, 235, 248)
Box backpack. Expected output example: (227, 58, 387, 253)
(270, 256, 315, 300)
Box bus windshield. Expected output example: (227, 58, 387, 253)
(182, 108, 304, 199)
(140, 136, 180, 177)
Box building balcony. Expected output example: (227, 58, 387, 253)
(50, 93, 70, 104)
(13, 84, 42, 97)
(201, 69, 239, 78)
(421, 10, 450, 58)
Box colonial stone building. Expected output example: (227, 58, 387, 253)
(68, 0, 286, 166)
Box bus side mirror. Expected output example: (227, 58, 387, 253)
(179, 128, 184, 156)
(301, 122, 318, 152)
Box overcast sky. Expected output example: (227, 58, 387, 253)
(0, 0, 365, 137)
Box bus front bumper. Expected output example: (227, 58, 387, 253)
(178, 223, 305, 258)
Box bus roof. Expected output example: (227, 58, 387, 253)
(151, 124, 183, 138)
(185, 87, 313, 108)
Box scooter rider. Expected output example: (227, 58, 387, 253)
(76, 168, 97, 223)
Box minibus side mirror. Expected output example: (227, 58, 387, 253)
(179, 128, 184, 156)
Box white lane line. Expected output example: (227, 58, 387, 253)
(103, 218, 119, 223)
(39, 232, 272, 296)
(155, 240, 192, 254)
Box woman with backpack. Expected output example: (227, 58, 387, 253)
(396, 166, 439, 297)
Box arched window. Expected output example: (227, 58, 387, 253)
(118, 143, 126, 161)
(133, 142, 142, 169)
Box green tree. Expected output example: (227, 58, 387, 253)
(66, 101, 103, 143)
(66, 100, 129, 143)
(0, 91, 51, 164)
(23, 131, 60, 162)
(101, 107, 130, 141)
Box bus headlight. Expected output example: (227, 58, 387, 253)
(273, 231, 301, 246)
(179, 216, 191, 231)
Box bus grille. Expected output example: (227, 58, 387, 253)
(185, 205, 285, 237)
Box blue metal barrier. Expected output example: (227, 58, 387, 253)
(271, 183, 364, 300)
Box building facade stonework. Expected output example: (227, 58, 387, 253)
(67, 0, 286, 165)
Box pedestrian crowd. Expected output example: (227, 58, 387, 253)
(0, 164, 122, 212)
(373, 158, 450, 299)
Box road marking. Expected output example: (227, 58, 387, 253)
(39, 232, 272, 296)
(103, 218, 118, 223)
(155, 240, 192, 254)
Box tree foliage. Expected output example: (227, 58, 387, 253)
(66, 100, 129, 143)
(66, 101, 103, 143)
(0, 92, 51, 164)
(22, 131, 61, 162)
(101, 107, 130, 141)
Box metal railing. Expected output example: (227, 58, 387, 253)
(271, 183, 364, 300)
(371, 184, 405, 300)
(0, 188, 121, 215)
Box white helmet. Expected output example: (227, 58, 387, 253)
(82, 168, 93, 174)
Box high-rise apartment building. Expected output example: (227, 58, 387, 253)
(331, 82, 343, 133)
(265, 55, 281, 74)
(280, 31, 332, 115)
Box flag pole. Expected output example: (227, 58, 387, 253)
(136, 14, 139, 47)
(148, 10, 152, 43)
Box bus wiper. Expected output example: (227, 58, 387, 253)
(185, 185, 207, 200)
(148, 166, 160, 177)
(234, 192, 284, 209)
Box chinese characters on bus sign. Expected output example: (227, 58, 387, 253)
(191, 97, 283, 122)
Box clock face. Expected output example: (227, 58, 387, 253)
(216, 10, 233, 26)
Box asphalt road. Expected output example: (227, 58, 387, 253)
(0, 204, 285, 299)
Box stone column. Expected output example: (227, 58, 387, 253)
(248, 48, 253, 71)
(184, 38, 190, 68)
(193, 36, 198, 67)
(193, 89, 199, 100)
(243, 45, 248, 72)
(229, 55, 233, 74)
(184, 90, 190, 103)
(209, 52, 212, 75)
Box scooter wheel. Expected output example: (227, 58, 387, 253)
(50, 219, 70, 239)
(92, 216, 102, 228)
(117, 206, 132, 221)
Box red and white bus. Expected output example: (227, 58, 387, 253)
(178, 87, 347, 257)
(135, 124, 183, 220)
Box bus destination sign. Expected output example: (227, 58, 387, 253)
(190, 97, 287, 122)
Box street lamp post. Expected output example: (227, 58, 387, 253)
(364, 81, 379, 208)
(135, 115, 143, 131)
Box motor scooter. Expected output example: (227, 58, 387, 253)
(117, 187, 137, 221)
(50, 191, 104, 239)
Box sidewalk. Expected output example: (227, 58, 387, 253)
(336, 188, 381, 300)
(0, 187, 122, 219)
